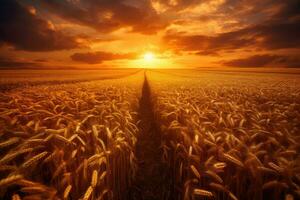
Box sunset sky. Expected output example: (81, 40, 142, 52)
(0, 0, 299, 69)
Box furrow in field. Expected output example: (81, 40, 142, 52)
(129, 72, 172, 200)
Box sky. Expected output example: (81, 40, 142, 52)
(0, 0, 299, 69)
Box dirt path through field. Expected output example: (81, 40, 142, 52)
(128, 72, 171, 200)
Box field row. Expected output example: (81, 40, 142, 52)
(148, 70, 300, 200)
(0, 72, 143, 200)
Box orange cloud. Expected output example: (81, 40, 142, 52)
(71, 51, 137, 64)
(163, 19, 300, 55)
(0, 56, 40, 69)
(222, 54, 300, 68)
(40, 0, 168, 34)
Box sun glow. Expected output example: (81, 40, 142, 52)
(130, 51, 175, 68)
(143, 52, 155, 62)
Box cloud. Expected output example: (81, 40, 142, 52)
(163, 19, 300, 54)
(151, 0, 203, 11)
(222, 54, 300, 68)
(270, 0, 300, 21)
(1, 0, 299, 68)
(0, 0, 82, 51)
(162, 0, 300, 56)
(40, 0, 167, 34)
(71, 51, 137, 64)
(209, 0, 300, 26)
(0, 56, 40, 69)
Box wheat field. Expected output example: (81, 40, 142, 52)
(0, 69, 299, 200)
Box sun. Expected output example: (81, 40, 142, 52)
(143, 52, 155, 62)
(134, 51, 160, 68)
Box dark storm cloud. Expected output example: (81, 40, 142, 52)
(163, 29, 251, 55)
(40, 0, 167, 34)
(222, 54, 300, 68)
(163, 0, 300, 55)
(268, 0, 300, 21)
(71, 51, 137, 64)
(215, 0, 300, 24)
(164, 19, 300, 54)
(0, 57, 39, 69)
(0, 0, 81, 51)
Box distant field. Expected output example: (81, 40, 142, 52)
(0, 69, 141, 83)
(0, 69, 141, 92)
(0, 69, 299, 200)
